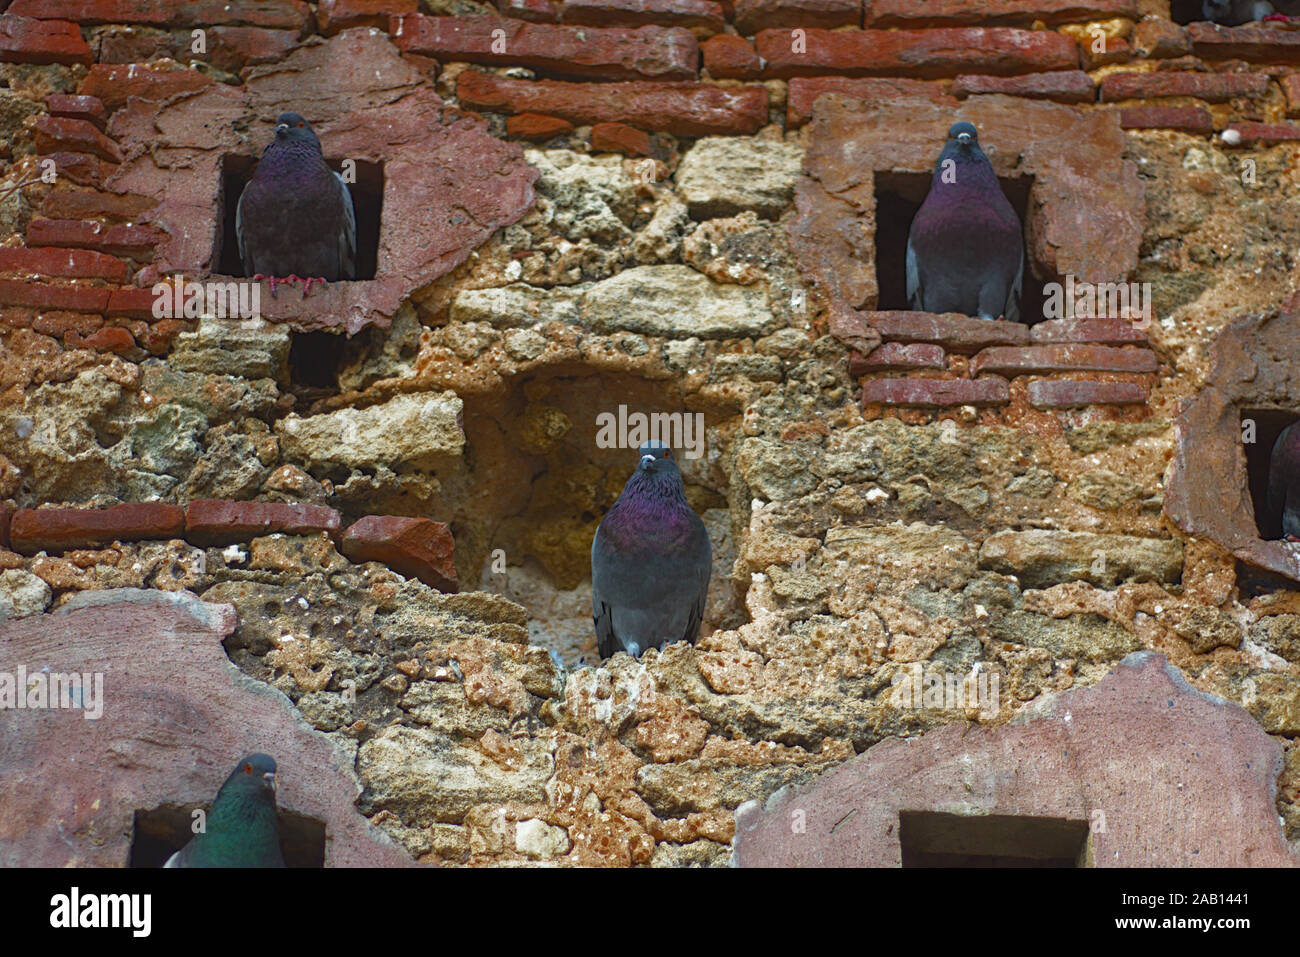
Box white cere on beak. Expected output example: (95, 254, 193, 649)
(264, 772, 277, 791)
(640, 454, 656, 468)
(276, 124, 289, 134)
(958, 133, 972, 144)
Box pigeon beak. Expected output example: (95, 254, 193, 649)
(276, 123, 289, 135)
(957, 132, 972, 145)
(639, 454, 656, 470)
(264, 772, 277, 793)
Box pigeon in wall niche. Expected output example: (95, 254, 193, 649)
(165, 754, 285, 868)
(1267, 422, 1300, 541)
(906, 121, 1025, 323)
(1202, 0, 1281, 24)
(236, 112, 356, 298)
(591, 441, 712, 659)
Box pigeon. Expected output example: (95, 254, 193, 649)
(1202, 0, 1278, 24)
(906, 121, 1025, 323)
(1268, 422, 1300, 541)
(236, 112, 356, 297)
(591, 441, 712, 659)
(164, 753, 285, 868)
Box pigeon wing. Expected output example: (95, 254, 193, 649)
(235, 185, 254, 276)
(905, 234, 921, 311)
(335, 171, 357, 280)
(1005, 252, 1023, 323)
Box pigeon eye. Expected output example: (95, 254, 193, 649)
(244, 763, 253, 774)
(664, 449, 672, 458)
(296, 122, 305, 128)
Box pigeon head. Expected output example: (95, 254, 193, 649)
(273, 112, 320, 148)
(637, 440, 678, 475)
(222, 752, 278, 797)
(945, 121, 982, 157)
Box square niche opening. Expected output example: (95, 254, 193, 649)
(129, 804, 326, 867)
(1170, 0, 1212, 24)
(215, 153, 384, 280)
(1241, 408, 1299, 541)
(873, 171, 1049, 326)
(899, 810, 1090, 867)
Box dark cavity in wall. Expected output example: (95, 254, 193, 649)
(1241, 408, 1299, 541)
(129, 805, 326, 867)
(898, 810, 1091, 867)
(873, 172, 1048, 325)
(1170, 0, 1214, 24)
(216, 154, 384, 280)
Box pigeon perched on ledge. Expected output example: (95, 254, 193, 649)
(236, 112, 356, 297)
(592, 441, 712, 659)
(1203, 0, 1276, 24)
(906, 121, 1024, 323)
(165, 754, 285, 868)
(1268, 421, 1300, 541)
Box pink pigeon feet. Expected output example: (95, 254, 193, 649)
(251, 274, 327, 299)
(1264, 13, 1300, 21)
(1286, 534, 1300, 543)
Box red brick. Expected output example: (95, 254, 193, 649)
(864, 310, 1030, 354)
(7, 0, 311, 29)
(1027, 378, 1147, 408)
(1030, 318, 1147, 345)
(505, 112, 575, 139)
(320, 0, 416, 34)
(41, 189, 157, 223)
(32, 311, 103, 338)
(1079, 34, 1131, 69)
(393, 15, 697, 81)
(0, 247, 129, 282)
(1132, 18, 1190, 59)
(559, 0, 726, 36)
(864, 0, 1137, 27)
(786, 76, 955, 127)
(1117, 105, 1214, 133)
(500, 0, 561, 21)
(0, 16, 91, 66)
(1224, 121, 1300, 145)
(1100, 71, 1270, 103)
(142, 318, 190, 355)
(952, 70, 1094, 103)
(33, 115, 122, 164)
(849, 342, 946, 374)
(105, 286, 158, 320)
(861, 377, 1010, 408)
(10, 503, 185, 555)
(702, 33, 762, 79)
(457, 70, 767, 136)
(971, 344, 1157, 377)
(0, 280, 110, 314)
(65, 325, 137, 354)
(1283, 73, 1300, 118)
(755, 27, 1079, 80)
(45, 94, 106, 131)
(40, 152, 115, 189)
(399, 51, 440, 82)
(27, 220, 167, 260)
(734, 0, 858, 35)
(340, 516, 458, 593)
(205, 26, 301, 71)
(185, 499, 343, 546)
(78, 63, 215, 113)
(591, 121, 653, 155)
(1187, 21, 1300, 63)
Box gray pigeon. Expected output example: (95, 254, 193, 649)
(1268, 422, 1300, 540)
(164, 754, 285, 868)
(1202, 0, 1278, 23)
(907, 121, 1024, 322)
(236, 112, 356, 297)
(591, 441, 712, 659)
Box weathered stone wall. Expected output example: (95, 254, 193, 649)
(2, 0, 1300, 866)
